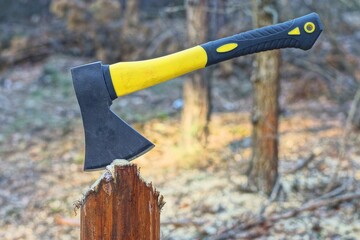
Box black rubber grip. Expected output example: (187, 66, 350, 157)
(201, 12, 323, 66)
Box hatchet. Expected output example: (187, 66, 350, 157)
(71, 12, 322, 171)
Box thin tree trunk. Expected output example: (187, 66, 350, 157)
(248, 0, 280, 195)
(120, 0, 126, 15)
(182, 0, 211, 151)
(124, 0, 139, 29)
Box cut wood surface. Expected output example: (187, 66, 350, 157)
(80, 160, 164, 240)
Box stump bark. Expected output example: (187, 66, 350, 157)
(80, 160, 164, 240)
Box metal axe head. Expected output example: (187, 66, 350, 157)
(71, 62, 154, 171)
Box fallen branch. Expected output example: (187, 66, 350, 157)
(283, 153, 315, 174)
(317, 179, 350, 200)
(214, 192, 360, 239)
(266, 192, 360, 222)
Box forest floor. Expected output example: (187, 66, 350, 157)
(0, 55, 360, 239)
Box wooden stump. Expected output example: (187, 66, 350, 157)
(80, 160, 164, 240)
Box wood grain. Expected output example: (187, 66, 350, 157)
(80, 162, 164, 240)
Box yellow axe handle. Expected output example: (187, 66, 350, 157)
(109, 46, 207, 96)
(109, 12, 322, 97)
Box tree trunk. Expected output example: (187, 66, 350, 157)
(124, 0, 139, 29)
(248, 0, 280, 195)
(182, 0, 211, 151)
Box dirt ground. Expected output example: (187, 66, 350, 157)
(0, 55, 360, 239)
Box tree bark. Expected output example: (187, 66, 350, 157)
(248, 0, 280, 195)
(123, 0, 139, 29)
(182, 0, 211, 151)
(80, 160, 164, 240)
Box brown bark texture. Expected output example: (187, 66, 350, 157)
(80, 162, 163, 240)
(182, 0, 211, 150)
(124, 0, 139, 29)
(248, 0, 280, 195)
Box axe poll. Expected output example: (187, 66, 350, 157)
(71, 12, 323, 171)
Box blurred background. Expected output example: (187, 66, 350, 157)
(1, 0, 360, 239)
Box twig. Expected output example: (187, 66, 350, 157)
(283, 153, 315, 174)
(258, 176, 282, 215)
(316, 180, 349, 200)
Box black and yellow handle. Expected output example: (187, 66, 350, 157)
(105, 12, 322, 98)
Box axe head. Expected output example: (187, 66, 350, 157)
(71, 62, 154, 171)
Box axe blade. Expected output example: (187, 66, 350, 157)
(71, 62, 154, 171)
